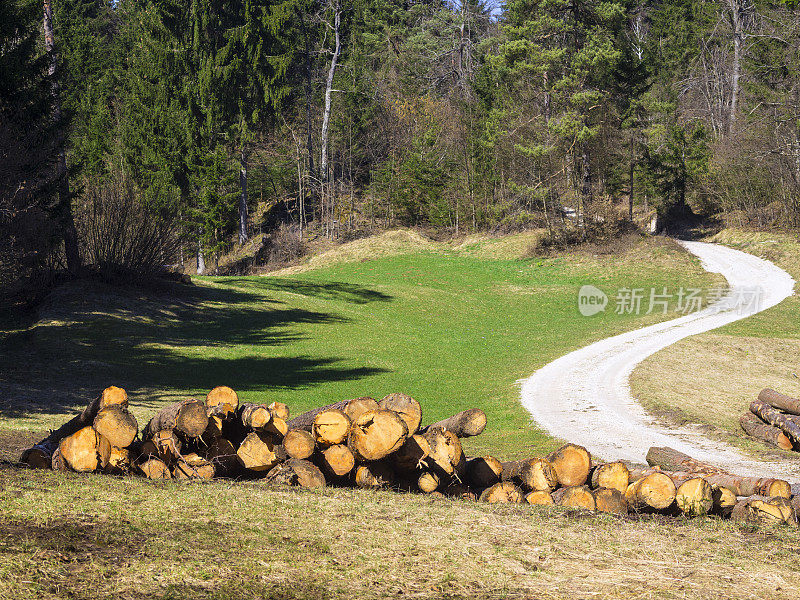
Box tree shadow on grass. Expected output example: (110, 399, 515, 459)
(0, 276, 392, 421)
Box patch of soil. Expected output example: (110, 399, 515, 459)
(0, 429, 44, 463)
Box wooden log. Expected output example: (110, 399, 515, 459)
(626, 472, 676, 511)
(703, 473, 791, 499)
(268, 402, 290, 421)
(675, 477, 713, 516)
(349, 409, 408, 461)
(236, 432, 279, 472)
(442, 482, 478, 501)
(739, 413, 793, 450)
(379, 393, 422, 434)
(205, 386, 239, 418)
(593, 488, 627, 514)
(265, 417, 288, 438)
(173, 453, 215, 480)
(342, 397, 379, 422)
(104, 446, 131, 474)
(758, 388, 800, 416)
(239, 403, 272, 430)
(143, 399, 209, 440)
(58, 426, 111, 472)
(93, 405, 138, 448)
(711, 485, 737, 517)
(353, 462, 394, 489)
(417, 471, 440, 493)
(319, 444, 355, 477)
(419, 409, 487, 438)
(20, 385, 128, 467)
(311, 409, 351, 448)
(590, 462, 630, 493)
(264, 458, 326, 488)
(137, 429, 182, 464)
(282, 429, 316, 460)
(750, 399, 800, 443)
(553, 485, 596, 510)
(466, 456, 503, 488)
(792, 494, 800, 519)
(525, 490, 554, 505)
(731, 496, 796, 525)
(51, 448, 65, 471)
(421, 428, 465, 478)
(286, 400, 350, 431)
(518, 458, 559, 492)
(390, 434, 431, 472)
(138, 457, 171, 479)
(500, 460, 524, 482)
(645, 447, 711, 473)
(546, 444, 591, 487)
(202, 436, 239, 477)
(479, 481, 523, 503)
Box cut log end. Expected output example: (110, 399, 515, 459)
(379, 393, 422, 434)
(546, 444, 591, 487)
(354, 463, 394, 489)
(93, 405, 138, 448)
(206, 386, 239, 417)
(479, 481, 523, 503)
(525, 490, 554, 506)
(319, 444, 356, 477)
(349, 409, 409, 461)
(590, 462, 630, 493)
(553, 485, 596, 511)
(593, 487, 627, 514)
(265, 459, 326, 489)
(675, 477, 713, 516)
(283, 429, 316, 460)
(312, 409, 351, 448)
(467, 456, 503, 489)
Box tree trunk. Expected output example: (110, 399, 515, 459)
(348, 409, 408, 461)
(319, 0, 341, 184)
(282, 429, 316, 460)
(750, 399, 800, 444)
(758, 388, 800, 416)
(728, 0, 743, 135)
(143, 399, 208, 441)
(419, 409, 486, 438)
(238, 147, 249, 244)
(197, 239, 206, 275)
(629, 133, 635, 221)
(739, 412, 793, 450)
(378, 393, 422, 435)
(590, 462, 630, 493)
(287, 400, 350, 431)
(553, 485, 596, 510)
(546, 443, 591, 487)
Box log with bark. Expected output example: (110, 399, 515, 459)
(264, 458, 326, 488)
(391, 434, 431, 472)
(138, 430, 182, 464)
(590, 462, 630, 493)
(348, 409, 408, 461)
(202, 436, 239, 477)
(711, 485, 737, 517)
(58, 426, 111, 472)
(749, 399, 800, 444)
(268, 402, 290, 421)
(731, 495, 796, 525)
(479, 481, 523, 503)
(282, 429, 316, 460)
(173, 453, 215, 480)
(674, 477, 713, 516)
(311, 409, 351, 447)
(519, 458, 559, 492)
(466, 456, 503, 488)
(626, 472, 676, 511)
(758, 388, 800, 416)
(525, 490, 554, 505)
(417, 471, 440, 493)
(378, 393, 422, 434)
(318, 444, 355, 478)
(593, 488, 627, 514)
(205, 386, 239, 418)
(93, 405, 138, 448)
(143, 399, 208, 440)
(739, 413, 793, 451)
(137, 457, 171, 479)
(546, 444, 591, 487)
(20, 385, 127, 467)
(419, 409, 487, 438)
(553, 485, 596, 510)
(421, 427, 464, 478)
(353, 462, 394, 489)
(239, 403, 272, 430)
(104, 446, 131, 474)
(236, 432, 279, 472)
(286, 400, 351, 431)
(342, 397, 379, 422)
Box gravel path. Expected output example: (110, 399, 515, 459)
(519, 240, 800, 479)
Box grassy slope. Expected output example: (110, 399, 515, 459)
(1, 233, 717, 459)
(631, 229, 800, 458)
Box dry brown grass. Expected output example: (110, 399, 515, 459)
(0, 467, 799, 600)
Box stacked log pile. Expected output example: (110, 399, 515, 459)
(19, 386, 800, 526)
(739, 389, 800, 451)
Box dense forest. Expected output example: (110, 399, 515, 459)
(2, 0, 800, 286)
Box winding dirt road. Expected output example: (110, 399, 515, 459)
(520, 240, 800, 479)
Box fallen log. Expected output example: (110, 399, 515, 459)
(353, 463, 394, 489)
(21, 385, 128, 467)
(739, 413, 793, 451)
(731, 496, 796, 525)
(421, 427, 465, 478)
(282, 429, 316, 460)
(593, 488, 627, 514)
(590, 462, 630, 493)
(264, 459, 326, 488)
(553, 485, 596, 510)
(239, 404, 272, 430)
(268, 402, 290, 421)
(311, 409, 351, 448)
(265, 417, 288, 438)
(391, 434, 431, 472)
(546, 444, 591, 487)
(645, 447, 713, 473)
(379, 393, 422, 434)
(205, 386, 239, 418)
(143, 399, 208, 440)
(286, 400, 352, 431)
(417, 471, 440, 493)
(349, 409, 408, 462)
(93, 405, 138, 448)
(479, 481, 523, 503)
(137, 457, 171, 479)
(236, 432, 279, 472)
(675, 477, 713, 516)
(318, 444, 355, 477)
(758, 388, 800, 416)
(626, 472, 676, 511)
(466, 456, 503, 488)
(419, 409, 487, 438)
(59, 426, 111, 472)
(342, 397, 379, 422)
(518, 458, 559, 492)
(525, 490, 554, 505)
(750, 399, 800, 443)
